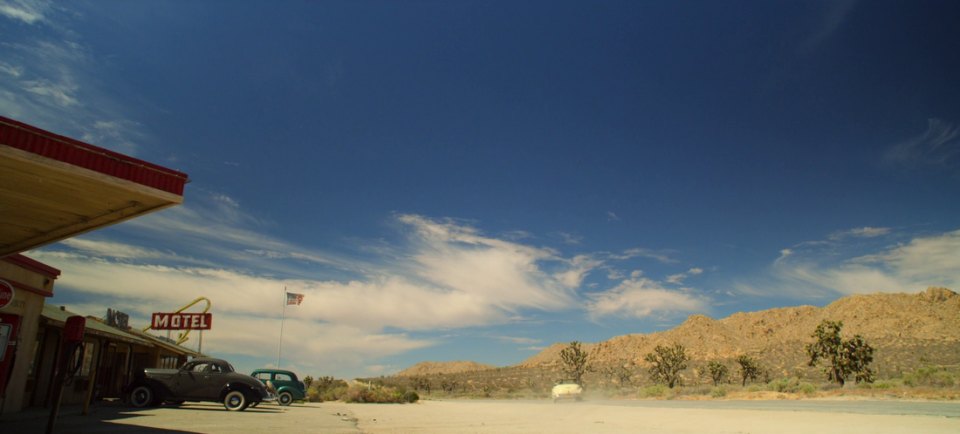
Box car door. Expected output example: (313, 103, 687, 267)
(273, 372, 293, 391)
(174, 361, 208, 399)
(195, 361, 228, 399)
(254, 371, 273, 390)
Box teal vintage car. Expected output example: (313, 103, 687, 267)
(251, 369, 306, 406)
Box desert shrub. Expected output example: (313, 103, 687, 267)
(303, 376, 350, 402)
(710, 386, 727, 398)
(769, 377, 801, 393)
(870, 381, 896, 389)
(311, 376, 349, 401)
(684, 385, 712, 396)
(904, 366, 957, 388)
(799, 382, 817, 396)
(639, 384, 667, 398)
(343, 384, 408, 403)
(818, 383, 841, 392)
(403, 391, 420, 403)
(321, 385, 348, 401)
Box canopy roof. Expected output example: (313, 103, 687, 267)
(0, 116, 189, 257)
(42, 304, 152, 346)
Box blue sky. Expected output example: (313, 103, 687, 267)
(2, 0, 959, 379)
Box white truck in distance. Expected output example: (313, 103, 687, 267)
(551, 380, 583, 402)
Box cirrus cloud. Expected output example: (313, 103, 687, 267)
(586, 274, 710, 320)
(741, 228, 960, 298)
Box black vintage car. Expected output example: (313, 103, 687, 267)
(126, 358, 274, 411)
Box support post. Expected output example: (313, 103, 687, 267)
(277, 287, 286, 368)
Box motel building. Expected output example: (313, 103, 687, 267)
(0, 116, 194, 414)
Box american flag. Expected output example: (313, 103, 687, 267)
(286, 292, 304, 306)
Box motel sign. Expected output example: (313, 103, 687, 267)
(151, 312, 212, 330)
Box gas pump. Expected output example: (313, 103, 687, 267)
(61, 316, 86, 380)
(0, 313, 22, 399)
(46, 315, 86, 434)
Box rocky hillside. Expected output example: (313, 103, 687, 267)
(520, 287, 960, 378)
(396, 360, 496, 377)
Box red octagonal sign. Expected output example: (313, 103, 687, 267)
(0, 280, 13, 309)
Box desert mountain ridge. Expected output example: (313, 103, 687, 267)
(396, 360, 497, 377)
(396, 287, 959, 379)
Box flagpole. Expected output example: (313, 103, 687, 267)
(278, 287, 286, 368)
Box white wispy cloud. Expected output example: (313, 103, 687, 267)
(0, 61, 24, 77)
(743, 228, 960, 298)
(398, 214, 579, 315)
(554, 254, 602, 288)
(0, 0, 50, 24)
(0, 3, 145, 155)
(33, 200, 615, 375)
(58, 238, 188, 263)
(79, 120, 143, 156)
(30, 249, 439, 378)
(884, 118, 960, 169)
(829, 226, 891, 240)
(23, 77, 77, 106)
(554, 232, 583, 245)
(610, 247, 678, 264)
(665, 267, 705, 285)
(117, 196, 357, 274)
(586, 276, 710, 320)
(800, 0, 858, 52)
(606, 211, 620, 221)
(493, 335, 541, 345)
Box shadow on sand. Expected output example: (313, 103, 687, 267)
(0, 400, 283, 433)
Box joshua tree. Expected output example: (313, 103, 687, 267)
(602, 363, 636, 388)
(706, 361, 729, 386)
(410, 376, 432, 393)
(303, 375, 314, 390)
(560, 341, 590, 385)
(644, 343, 689, 388)
(806, 320, 875, 386)
(735, 355, 762, 386)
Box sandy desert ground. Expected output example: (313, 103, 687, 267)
(4, 398, 959, 433)
(324, 399, 960, 434)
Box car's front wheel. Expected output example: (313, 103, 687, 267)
(129, 385, 155, 408)
(278, 391, 293, 406)
(223, 390, 250, 411)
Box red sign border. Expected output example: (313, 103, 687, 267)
(0, 280, 14, 309)
(150, 312, 212, 330)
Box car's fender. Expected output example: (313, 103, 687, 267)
(276, 385, 305, 399)
(124, 377, 176, 402)
(219, 382, 261, 403)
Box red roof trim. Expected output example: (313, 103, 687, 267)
(0, 116, 189, 196)
(3, 254, 61, 279)
(2, 276, 53, 298)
